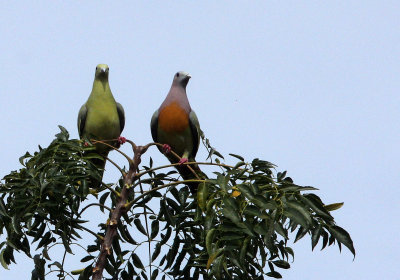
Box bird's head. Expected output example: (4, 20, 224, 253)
(174, 71, 191, 88)
(95, 64, 110, 80)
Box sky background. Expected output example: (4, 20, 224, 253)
(1, 1, 399, 279)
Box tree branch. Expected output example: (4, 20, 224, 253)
(91, 142, 149, 280)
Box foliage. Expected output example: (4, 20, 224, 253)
(0, 127, 355, 279)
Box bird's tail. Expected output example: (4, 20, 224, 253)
(175, 162, 207, 195)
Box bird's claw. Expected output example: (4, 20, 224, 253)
(118, 136, 127, 145)
(179, 158, 188, 165)
(84, 142, 89, 147)
(162, 144, 171, 154)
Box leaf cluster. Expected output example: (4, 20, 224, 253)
(0, 126, 101, 277)
(192, 156, 355, 279)
(0, 127, 355, 280)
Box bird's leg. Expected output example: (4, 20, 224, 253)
(162, 144, 171, 154)
(178, 151, 190, 165)
(118, 136, 127, 145)
(178, 158, 188, 165)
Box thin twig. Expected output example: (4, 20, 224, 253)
(135, 161, 239, 179)
(76, 225, 104, 240)
(78, 203, 113, 216)
(105, 156, 126, 176)
(99, 182, 120, 197)
(91, 139, 133, 165)
(125, 179, 205, 210)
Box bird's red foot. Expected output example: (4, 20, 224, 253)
(162, 144, 171, 154)
(179, 158, 188, 165)
(118, 136, 126, 145)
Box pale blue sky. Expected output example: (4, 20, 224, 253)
(1, 1, 399, 279)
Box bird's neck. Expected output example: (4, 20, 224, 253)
(162, 87, 190, 110)
(92, 78, 110, 93)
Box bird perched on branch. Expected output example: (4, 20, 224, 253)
(77, 64, 125, 187)
(151, 71, 205, 194)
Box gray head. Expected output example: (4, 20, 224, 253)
(173, 71, 191, 89)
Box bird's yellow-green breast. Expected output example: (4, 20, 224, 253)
(82, 66, 121, 154)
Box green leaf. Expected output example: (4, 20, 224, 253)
(131, 253, 145, 269)
(221, 207, 240, 224)
(251, 195, 276, 211)
(220, 232, 243, 240)
(166, 197, 180, 212)
(273, 260, 290, 269)
(32, 223, 46, 243)
(11, 215, 22, 235)
(99, 192, 110, 213)
(223, 196, 238, 212)
(294, 226, 308, 243)
(134, 219, 148, 236)
(0, 199, 8, 217)
(80, 255, 95, 263)
(243, 205, 261, 217)
(118, 224, 138, 245)
(211, 255, 224, 279)
(49, 261, 62, 269)
(329, 225, 356, 257)
(61, 234, 73, 254)
(217, 174, 229, 192)
(121, 270, 130, 280)
(239, 237, 250, 265)
(71, 268, 85, 275)
(150, 220, 159, 240)
(238, 184, 255, 200)
(0, 249, 9, 269)
(274, 222, 288, 239)
(166, 236, 180, 269)
(285, 247, 294, 260)
(197, 182, 208, 212)
(233, 161, 246, 169)
(311, 224, 322, 250)
(207, 248, 224, 269)
(206, 229, 216, 255)
(301, 194, 333, 220)
(36, 232, 51, 250)
(321, 230, 329, 250)
(42, 247, 51, 261)
(160, 227, 172, 245)
(229, 153, 244, 161)
(266, 271, 282, 278)
(283, 200, 311, 229)
(150, 269, 159, 280)
(151, 243, 161, 262)
(128, 261, 136, 276)
(324, 202, 344, 211)
(161, 200, 175, 226)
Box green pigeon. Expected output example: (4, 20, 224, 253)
(77, 64, 125, 187)
(151, 71, 204, 194)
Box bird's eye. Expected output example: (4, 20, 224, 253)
(96, 67, 98, 71)
(176, 73, 180, 77)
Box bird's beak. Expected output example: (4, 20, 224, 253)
(187, 74, 191, 79)
(100, 67, 107, 73)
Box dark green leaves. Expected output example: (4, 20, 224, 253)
(0, 126, 354, 280)
(132, 253, 145, 269)
(329, 225, 356, 257)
